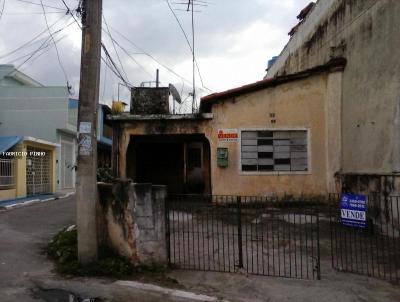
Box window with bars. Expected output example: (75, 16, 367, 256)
(241, 130, 308, 172)
(0, 158, 15, 188)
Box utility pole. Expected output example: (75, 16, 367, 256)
(190, 0, 196, 113)
(76, 0, 102, 263)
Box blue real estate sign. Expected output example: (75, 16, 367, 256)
(340, 193, 367, 228)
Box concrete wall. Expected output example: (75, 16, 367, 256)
(131, 87, 170, 115)
(267, 0, 400, 176)
(115, 70, 342, 196)
(98, 181, 168, 266)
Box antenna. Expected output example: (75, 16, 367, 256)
(169, 83, 182, 114)
(171, 0, 210, 113)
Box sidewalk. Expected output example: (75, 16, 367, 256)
(0, 189, 75, 210)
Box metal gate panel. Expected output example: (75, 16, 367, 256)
(166, 195, 321, 280)
(61, 141, 74, 189)
(330, 194, 400, 284)
(26, 147, 51, 196)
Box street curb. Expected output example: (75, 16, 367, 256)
(115, 280, 228, 302)
(0, 192, 75, 212)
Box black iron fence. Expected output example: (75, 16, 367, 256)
(166, 195, 321, 280)
(329, 193, 400, 284)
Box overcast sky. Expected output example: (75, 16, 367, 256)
(0, 0, 310, 109)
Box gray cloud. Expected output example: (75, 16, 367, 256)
(0, 0, 311, 107)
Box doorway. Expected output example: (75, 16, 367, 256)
(128, 135, 211, 194)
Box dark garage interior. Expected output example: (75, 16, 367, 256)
(126, 134, 211, 194)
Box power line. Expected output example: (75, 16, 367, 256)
(108, 24, 210, 93)
(59, 0, 131, 88)
(168, 0, 212, 111)
(12, 0, 65, 11)
(0, 13, 68, 59)
(9, 19, 73, 64)
(165, 0, 210, 93)
(101, 27, 153, 79)
(59, 0, 81, 29)
(7, 35, 59, 64)
(102, 15, 131, 85)
(39, 0, 70, 90)
(101, 42, 131, 88)
(20, 34, 68, 71)
(13, 20, 74, 69)
(2, 11, 65, 15)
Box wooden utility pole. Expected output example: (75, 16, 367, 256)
(76, 0, 102, 263)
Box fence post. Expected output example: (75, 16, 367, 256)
(236, 196, 243, 269)
(316, 211, 321, 280)
(165, 196, 171, 266)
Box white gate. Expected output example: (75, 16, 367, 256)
(60, 139, 75, 189)
(26, 147, 51, 195)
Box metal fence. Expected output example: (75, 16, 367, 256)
(0, 158, 15, 188)
(166, 195, 321, 280)
(329, 193, 400, 284)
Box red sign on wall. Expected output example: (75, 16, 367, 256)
(218, 129, 239, 142)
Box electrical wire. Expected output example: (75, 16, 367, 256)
(59, 0, 81, 29)
(102, 14, 131, 85)
(12, 0, 65, 11)
(108, 24, 210, 93)
(0, 13, 68, 60)
(59, 0, 131, 88)
(101, 42, 131, 88)
(2, 11, 65, 15)
(13, 20, 75, 70)
(8, 18, 73, 64)
(20, 34, 68, 71)
(39, 0, 69, 88)
(101, 27, 153, 79)
(165, 0, 211, 92)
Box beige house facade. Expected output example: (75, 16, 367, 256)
(267, 0, 400, 195)
(110, 59, 345, 197)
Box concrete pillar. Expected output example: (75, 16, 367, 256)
(132, 183, 168, 266)
(98, 181, 168, 266)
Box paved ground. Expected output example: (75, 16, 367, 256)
(0, 195, 221, 302)
(169, 264, 400, 302)
(1, 196, 400, 302)
(0, 196, 76, 301)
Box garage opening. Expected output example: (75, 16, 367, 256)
(127, 134, 211, 194)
